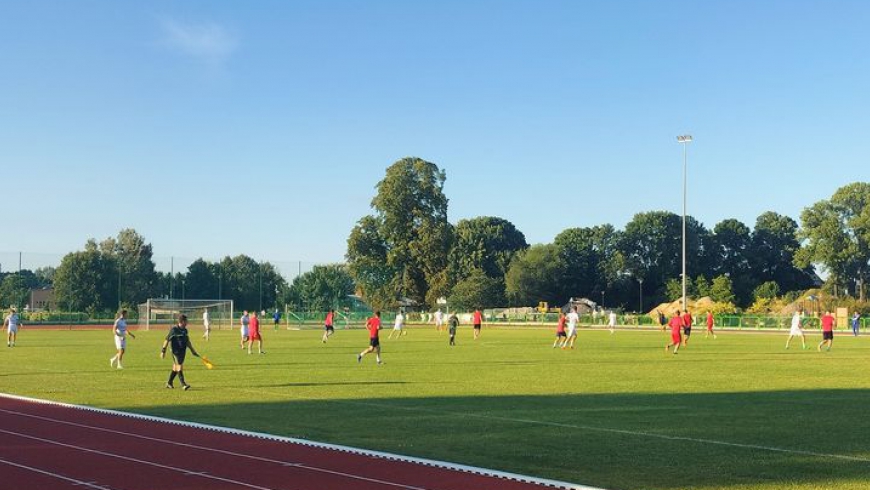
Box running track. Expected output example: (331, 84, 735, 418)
(0, 394, 600, 490)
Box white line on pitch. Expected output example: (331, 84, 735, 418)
(240, 392, 870, 464)
(0, 457, 114, 490)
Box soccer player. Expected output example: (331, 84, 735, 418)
(160, 314, 200, 390)
(607, 310, 617, 334)
(389, 309, 405, 339)
(448, 312, 459, 346)
(109, 309, 135, 369)
(239, 310, 250, 349)
(564, 307, 579, 349)
(818, 310, 835, 351)
(248, 311, 264, 354)
(273, 309, 281, 330)
(202, 308, 211, 341)
(665, 310, 683, 354)
(357, 311, 383, 365)
(553, 312, 567, 348)
(322, 309, 335, 343)
(851, 311, 860, 336)
(705, 310, 717, 339)
(681, 310, 693, 347)
(786, 309, 807, 350)
(472, 308, 483, 340)
(434, 308, 444, 332)
(4, 306, 20, 347)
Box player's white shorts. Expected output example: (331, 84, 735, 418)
(567, 327, 577, 337)
(204, 322, 211, 331)
(7, 325, 18, 334)
(789, 326, 803, 336)
(393, 324, 403, 331)
(241, 326, 249, 337)
(114, 335, 126, 350)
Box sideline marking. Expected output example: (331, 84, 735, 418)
(0, 393, 602, 490)
(234, 390, 870, 464)
(0, 457, 113, 490)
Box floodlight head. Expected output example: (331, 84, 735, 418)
(677, 135, 693, 143)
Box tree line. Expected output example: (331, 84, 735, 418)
(4, 160, 867, 316)
(347, 158, 870, 312)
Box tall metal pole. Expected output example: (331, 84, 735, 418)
(677, 135, 692, 312)
(639, 278, 644, 313)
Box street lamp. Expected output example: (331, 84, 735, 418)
(638, 277, 644, 313)
(677, 134, 693, 311)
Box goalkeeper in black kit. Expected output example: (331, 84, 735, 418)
(161, 314, 200, 391)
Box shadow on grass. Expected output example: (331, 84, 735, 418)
(122, 389, 870, 490)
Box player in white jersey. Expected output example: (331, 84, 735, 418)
(109, 309, 135, 368)
(608, 310, 617, 334)
(202, 308, 211, 341)
(434, 309, 444, 332)
(785, 309, 807, 350)
(389, 310, 406, 339)
(564, 307, 580, 349)
(5, 307, 21, 347)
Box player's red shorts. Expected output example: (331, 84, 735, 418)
(671, 331, 681, 344)
(249, 331, 261, 340)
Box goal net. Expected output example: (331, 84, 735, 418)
(138, 299, 234, 331)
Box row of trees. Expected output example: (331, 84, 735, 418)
(347, 158, 870, 312)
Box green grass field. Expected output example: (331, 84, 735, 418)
(2, 325, 869, 490)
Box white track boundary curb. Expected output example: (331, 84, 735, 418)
(0, 392, 605, 490)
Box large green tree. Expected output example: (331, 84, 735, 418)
(286, 264, 355, 311)
(448, 269, 505, 310)
(751, 211, 813, 294)
(505, 244, 562, 306)
(619, 211, 710, 307)
(347, 157, 452, 309)
(797, 183, 870, 300)
(53, 240, 118, 314)
(0, 274, 30, 309)
(554, 225, 621, 304)
(710, 219, 754, 305)
(449, 216, 527, 280)
(99, 228, 159, 306)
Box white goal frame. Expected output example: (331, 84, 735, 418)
(138, 299, 234, 331)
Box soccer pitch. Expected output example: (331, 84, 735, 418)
(2, 326, 869, 490)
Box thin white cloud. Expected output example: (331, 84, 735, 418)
(160, 19, 238, 65)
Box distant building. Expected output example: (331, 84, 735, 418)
(30, 287, 56, 311)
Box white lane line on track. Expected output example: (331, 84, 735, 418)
(0, 393, 602, 490)
(0, 457, 114, 490)
(0, 428, 276, 490)
(256, 395, 870, 464)
(0, 408, 430, 490)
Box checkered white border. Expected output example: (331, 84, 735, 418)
(0, 392, 604, 490)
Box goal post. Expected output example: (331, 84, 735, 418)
(138, 299, 234, 331)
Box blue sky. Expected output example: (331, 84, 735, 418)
(2, 1, 869, 274)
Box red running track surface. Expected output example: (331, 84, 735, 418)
(0, 394, 596, 490)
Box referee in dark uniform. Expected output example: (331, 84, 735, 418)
(160, 314, 200, 390)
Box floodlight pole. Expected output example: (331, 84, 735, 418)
(677, 135, 693, 312)
(638, 277, 644, 313)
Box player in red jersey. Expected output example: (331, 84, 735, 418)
(553, 312, 567, 348)
(247, 311, 264, 354)
(818, 311, 836, 351)
(681, 310, 693, 347)
(705, 310, 716, 339)
(665, 310, 684, 354)
(322, 309, 335, 343)
(357, 311, 383, 365)
(472, 308, 483, 340)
